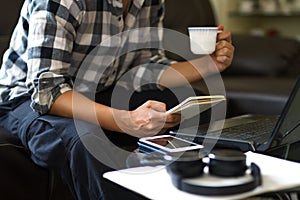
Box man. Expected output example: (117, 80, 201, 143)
(0, 0, 234, 199)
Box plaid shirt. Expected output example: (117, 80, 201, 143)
(0, 0, 173, 114)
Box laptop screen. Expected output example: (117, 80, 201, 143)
(271, 77, 300, 147)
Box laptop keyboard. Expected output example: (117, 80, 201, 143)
(172, 115, 279, 146)
(209, 116, 278, 140)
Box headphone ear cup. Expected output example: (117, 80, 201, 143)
(165, 151, 205, 178)
(167, 159, 205, 178)
(209, 158, 247, 177)
(208, 149, 247, 177)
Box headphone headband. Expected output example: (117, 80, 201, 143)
(168, 162, 262, 196)
(166, 150, 262, 196)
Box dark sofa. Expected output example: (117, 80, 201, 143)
(1, 0, 300, 199)
(0, 0, 22, 58)
(222, 34, 300, 117)
(163, 0, 300, 118)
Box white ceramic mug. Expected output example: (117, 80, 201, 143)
(188, 27, 219, 55)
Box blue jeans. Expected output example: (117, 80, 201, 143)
(0, 86, 203, 199)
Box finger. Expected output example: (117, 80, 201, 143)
(216, 40, 234, 52)
(165, 113, 181, 123)
(213, 50, 232, 63)
(217, 30, 232, 43)
(152, 112, 182, 123)
(165, 114, 182, 126)
(215, 47, 233, 59)
(218, 25, 224, 31)
(164, 120, 181, 128)
(215, 40, 233, 50)
(146, 100, 166, 112)
(146, 112, 181, 130)
(146, 121, 174, 135)
(215, 55, 231, 65)
(161, 121, 180, 131)
(215, 41, 234, 57)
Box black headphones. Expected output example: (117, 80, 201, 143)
(165, 149, 262, 196)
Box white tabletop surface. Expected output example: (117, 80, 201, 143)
(104, 152, 300, 200)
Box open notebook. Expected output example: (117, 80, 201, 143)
(166, 95, 225, 120)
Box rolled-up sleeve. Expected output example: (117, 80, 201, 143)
(26, 0, 82, 114)
(132, 53, 175, 91)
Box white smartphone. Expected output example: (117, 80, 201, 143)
(138, 135, 203, 154)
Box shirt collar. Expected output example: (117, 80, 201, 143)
(134, 0, 145, 8)
(109, 0, 145, 9)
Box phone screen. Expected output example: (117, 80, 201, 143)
(138, 135, 203, 153)
(147, 136, 198, 149)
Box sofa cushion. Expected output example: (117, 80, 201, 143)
(226, 35, 300, 77)
(0, 0, 23, 35)
(0, 127, 75, 200)
(0, 128, 50, 200)
(0, 0, 23, 66)
(0, 35, 10, 61)
(163, 0, 217, 61)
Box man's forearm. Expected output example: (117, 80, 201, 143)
(159, 56, 214, 88)
(49, 90, 124, 132)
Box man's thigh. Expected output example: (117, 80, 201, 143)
(27, 114, 131, 170)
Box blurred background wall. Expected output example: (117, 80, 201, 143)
(211, 0, 300, 40)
